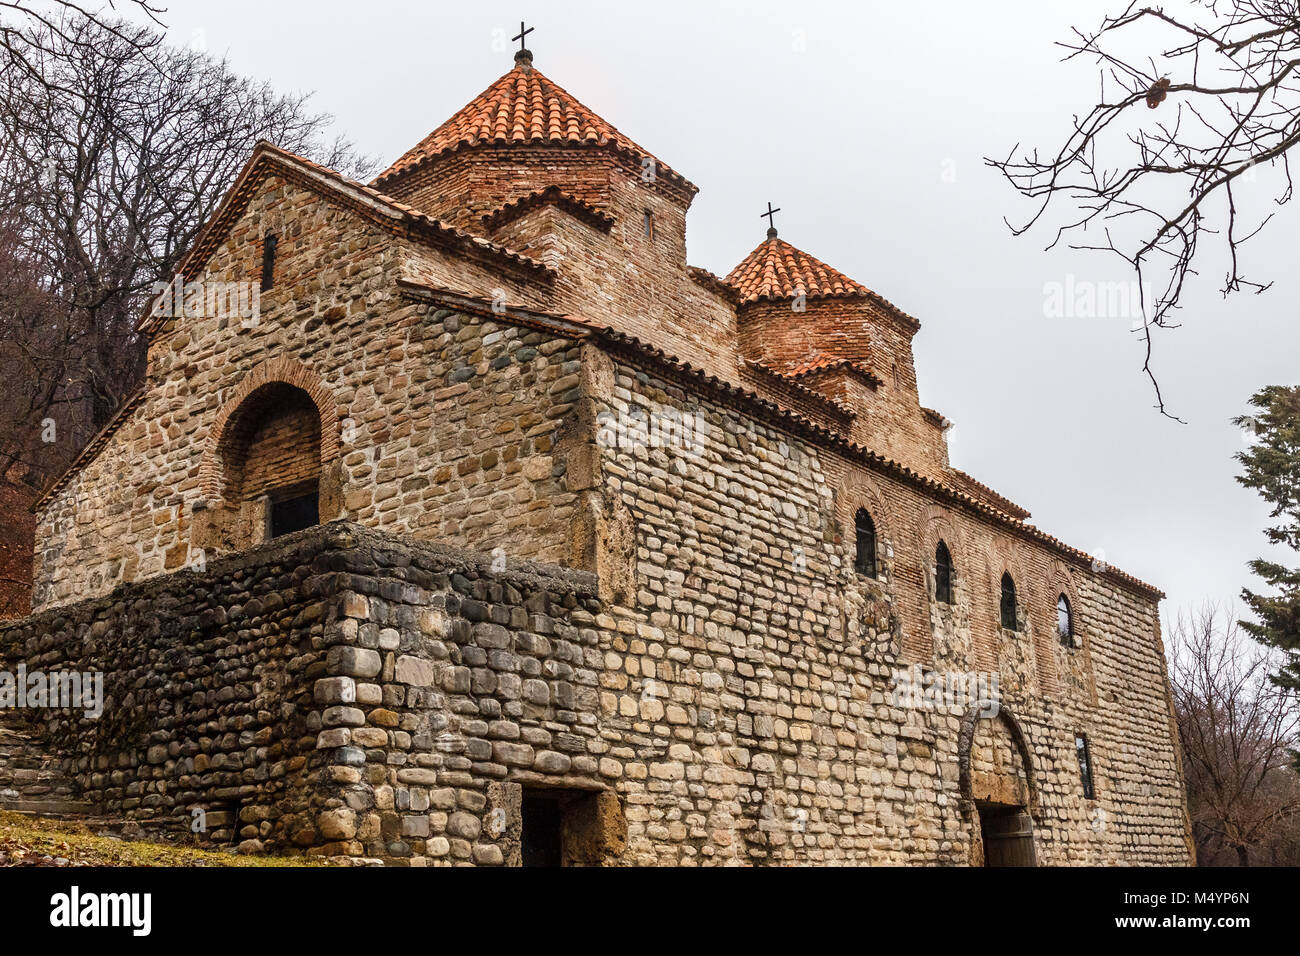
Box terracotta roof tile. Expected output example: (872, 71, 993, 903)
(948, 469, 1032, 521)
(724, 235, 870, 304)
(741, 359, 859, 418)
(778, 356, 884, 390)
(374, 54, 691, 190)
(481, 185, 614, 233)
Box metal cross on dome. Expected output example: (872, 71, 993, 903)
(512, 21, 534, 52)
(761, 202, 781, 233)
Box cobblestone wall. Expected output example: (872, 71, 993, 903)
(583, 350, 1193, 865)
(0, 523, 613, 862)
(1, 527, 342, 848)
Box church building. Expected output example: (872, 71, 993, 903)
(0, 37, 1194, 865)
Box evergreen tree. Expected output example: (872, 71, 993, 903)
(1234, 386, 1300, 692)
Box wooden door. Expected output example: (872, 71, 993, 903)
(981, 809, 1037, 867)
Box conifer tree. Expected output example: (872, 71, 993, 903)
(1234, 386, 1300, 692)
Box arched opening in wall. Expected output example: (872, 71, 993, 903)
(216, 382, 323, 547)
(1000, 572, 1018, 630)
(935, 540, 954, 604)
(958, 706, 1039, 867)
(854, 508, 877, 578)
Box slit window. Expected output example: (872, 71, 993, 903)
(1057, 593, 1074, 646)
(260, 233, 278, 292)
(1000, 572, 1018, 630)
(643, 210, 654, 240)
(854, 508, 877, 578)
(935, 540, 954, 605)
(1075, 733, 1095, 800)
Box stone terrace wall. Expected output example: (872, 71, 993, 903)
(0, 522, 615, 863)
(0, 525, 344, 849)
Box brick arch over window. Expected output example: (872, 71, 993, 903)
(843, 478, 891, 581)
(976, 538, 1034, 672)
(912, 506, 966, 664)
(196, 358, 342, 551)
(1044, 560, 1095, 702)
(218, 382, 321, 502)
(918, 507, 965, 591)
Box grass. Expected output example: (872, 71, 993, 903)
(0, 811, 324, 867)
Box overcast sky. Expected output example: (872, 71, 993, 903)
(125, 0, 1299, 622)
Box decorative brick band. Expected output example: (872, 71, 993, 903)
(200, 356, 341, 501)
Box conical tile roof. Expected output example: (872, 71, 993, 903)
(725, 233, 870, 304)
(374, 51, 689, 189)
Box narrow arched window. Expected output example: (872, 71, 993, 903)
(935, 540, 954, 604)
(260, 233, 278, 292)
(854, 509, 876, 578)
(1057, 593, 1073, 646)
(1000, 572, 1018, 630)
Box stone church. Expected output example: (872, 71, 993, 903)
(0, 41, 1194, 865)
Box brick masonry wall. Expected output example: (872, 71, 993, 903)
(392, 143, 741, 382)
(737, 298, 951, 479)
(234, 386, 323, 499)
(385, 147, 621, 231)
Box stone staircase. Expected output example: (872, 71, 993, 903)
(0, 719, 95, 818)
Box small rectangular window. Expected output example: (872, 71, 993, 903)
(1075, 734, 1095, 800)
(270, 490, 318, 538)
(260, 233, 278, 292)
(642, 210, 654, 240)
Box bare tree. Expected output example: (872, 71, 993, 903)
(1, 1, 165, 83)
(0, 14, 372, 483)
(988, 1, 1300, 416)
(0, 13, 373, 617)
(1170, 602, 1300, 865)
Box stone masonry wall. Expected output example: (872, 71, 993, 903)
(0, 522, 618, 863)
(583, 347, 1193, 865)
(31, 171, 580, 610)
(0, 526, 341, 849)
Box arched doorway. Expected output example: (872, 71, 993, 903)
(958, 705, 1039, 867)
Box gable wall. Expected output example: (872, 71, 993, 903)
(30, 175, 581, 610)
(387, 146, 742, 382)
